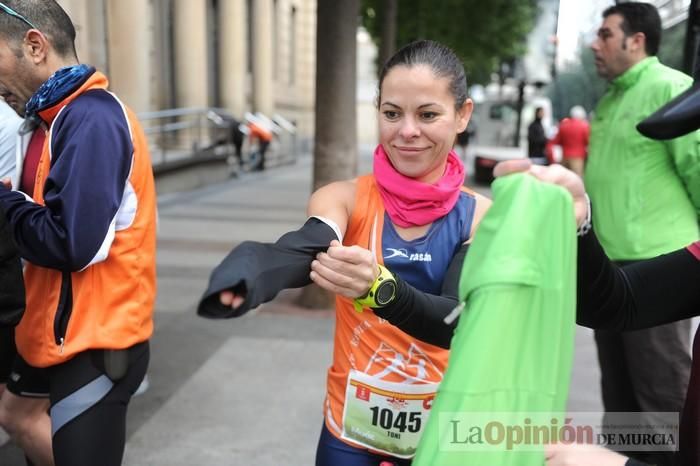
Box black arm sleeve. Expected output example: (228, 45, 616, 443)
(576, 229, 700, 331)
(197, 218, 338, 318)
(625, 459, 649, 466)
(372, 243, 469, 349)
(0, 206, 24, 327)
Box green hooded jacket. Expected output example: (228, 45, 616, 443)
(585, 57, 700, 260)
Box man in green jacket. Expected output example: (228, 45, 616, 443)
(586, 3, 699, 465)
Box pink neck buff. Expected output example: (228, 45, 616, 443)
(373, 144, 465, 228)
(689, 241, 700, 261)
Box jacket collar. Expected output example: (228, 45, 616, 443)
(35, 69, 108, 126)
(611, 56, 658, 91)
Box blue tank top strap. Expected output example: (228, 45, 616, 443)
(381, 191, 477, 295)
(460, 190, 477, 242)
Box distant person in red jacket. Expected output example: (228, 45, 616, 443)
(550, 105, 590, 176)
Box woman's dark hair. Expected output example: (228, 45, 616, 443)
(377, 40, 468, 110)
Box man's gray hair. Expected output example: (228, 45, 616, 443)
(570, 105, 587, 120)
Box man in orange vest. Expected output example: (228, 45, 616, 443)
(248, 121, 273, 171)
(0, 2, 157, 465)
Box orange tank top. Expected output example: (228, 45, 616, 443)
(323, 175, 452, 457)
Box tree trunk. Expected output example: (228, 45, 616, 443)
(296, 0, 359, 309)
(311, 0, 359, 189)
(378, 0, 397, 71)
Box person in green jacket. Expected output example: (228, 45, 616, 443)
(585, 3, 699, 465)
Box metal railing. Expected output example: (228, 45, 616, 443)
(137, 107, 298, 174)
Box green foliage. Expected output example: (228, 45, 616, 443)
(360, 0, 539, 84)
(548, 49, 607, 120)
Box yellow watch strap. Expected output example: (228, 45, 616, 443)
(352, 265, 395, 313)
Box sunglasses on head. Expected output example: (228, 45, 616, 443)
(0, 2, 37, 30)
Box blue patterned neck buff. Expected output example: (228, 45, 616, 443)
(25, 64, 95, 119)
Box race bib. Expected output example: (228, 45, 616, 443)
(340, 369, 438, 458)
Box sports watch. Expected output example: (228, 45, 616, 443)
(353, 265, 397, 313)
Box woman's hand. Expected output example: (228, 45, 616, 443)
(545, 443, 628, 466)
(310, 240, 379, 298)
(494, 160, 589, 228)
(219, 290, 245, 309)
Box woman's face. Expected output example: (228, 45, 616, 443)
(378, 65, 472, 184)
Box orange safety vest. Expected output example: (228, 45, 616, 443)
(16, 72, 157, 368)
(323, 175, 450, 448)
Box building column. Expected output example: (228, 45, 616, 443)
(219, 0, 247, 116)
(173, 0, 210, 108)
(252, 0, 274, 115)
(57, 0, 108, 71)
(85, 0, 109, 73)
(105, 0, 154, 112)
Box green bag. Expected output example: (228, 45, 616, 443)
(413, 174, 577, 465)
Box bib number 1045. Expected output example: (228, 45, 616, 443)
(369, 406, 421, 433)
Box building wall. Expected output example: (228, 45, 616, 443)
(106, 0, 155, 113)
(653, 0, 689, 28)
(57, 0, 317, 145)
(356, 27, 378, 147)
(273, 0, 317, 144)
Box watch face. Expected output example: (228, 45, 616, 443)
(375, 280, 396, 306)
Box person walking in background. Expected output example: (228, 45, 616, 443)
(247, 120, 273, 171)
(550, 105, 590, 177)
(454, 119, 476, 161)
(0, 1, 157, 465)
(0, 100, 21, 180)
(585, 3, 700, 465)
(527, 107, 548, 164)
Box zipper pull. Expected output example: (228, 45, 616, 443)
(443, 301, 465, 325)
(59, 337, 65, 354)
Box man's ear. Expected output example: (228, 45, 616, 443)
(629, 31, 646, 55)
(23, 30, 49, 65)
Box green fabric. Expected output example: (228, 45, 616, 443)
(585, 57, 700, 260)
(413, 174, 576, 465)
